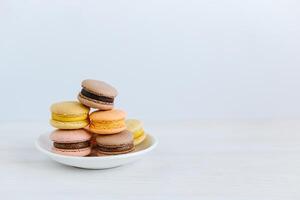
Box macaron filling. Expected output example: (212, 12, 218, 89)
(54, 141, 90, 149)
(133, 128, 145, 139)
(134, 133, 146, 146)
(90, 119, 125, 130)
(80, 89, 114, 103)
(52, 113, 89, 122)
(97, 143, 134, 153)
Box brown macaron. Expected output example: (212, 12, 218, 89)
(95, 130, 134, 155)
(78, 79, 118, 110)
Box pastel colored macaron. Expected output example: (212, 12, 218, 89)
(95, 130, 134, 155)
(78, 79, 118, 110)
(89, 109, 126, 134)
(126, 119, 147, 146)
(50, 129, 92, 156)
(50, 101, 90, 129)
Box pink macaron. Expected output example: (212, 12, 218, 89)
(50, 129, 92, 157)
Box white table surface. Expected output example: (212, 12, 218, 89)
(1, 120, 300, 200)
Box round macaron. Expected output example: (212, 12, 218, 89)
(50, 101, 90, 129)
(125, 119, 147, 146)
(50, 129, 92, 156)
(95, 130, 134, 155)
(89, 109, 126, 134)
(78, 79, 118, 110)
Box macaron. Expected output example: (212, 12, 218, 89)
(50, 129, 92, 156)
(126, 119, 147, 145)
(89, 109, 126, 134)
(78, 79, 118, 110)
(50, 101, 90, 129)
(95, 130, 134, 155)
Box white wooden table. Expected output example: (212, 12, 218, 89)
(1, 120, 300, 199)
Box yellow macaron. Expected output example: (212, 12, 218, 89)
(125, 119, 147, 146)
(50, 101, 90, 129)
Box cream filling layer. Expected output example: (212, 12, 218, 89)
(90, 119, 125, 130)
(132, 128, 145, 139)
(52, 113, 88, 122)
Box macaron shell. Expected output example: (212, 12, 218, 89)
(50, 101, 89, 116)
(96, 147, 135, 155)
(89, 126, 126, 134)
(78, 94, 113, 110)
(134, 133, 147, 146)
(50, 129, 92, 143)
(125, 119, 143, 133)
(89, 109, 126, 121)
(81, 79, 118, 97)
(50, 119, 89, 129)
(96, 130, 134, 146)
(52, 147, 91, 157)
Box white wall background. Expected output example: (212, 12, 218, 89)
(0, 0, 300, 121)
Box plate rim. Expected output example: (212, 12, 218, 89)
(35, 132, 158, 160)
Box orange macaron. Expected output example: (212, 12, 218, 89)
(89, 109, 126, 134)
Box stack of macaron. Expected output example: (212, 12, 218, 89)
(49, 101, 92, 156)
(49, 79, 147, 157)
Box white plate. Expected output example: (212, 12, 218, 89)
(35, 133, 157, 169)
